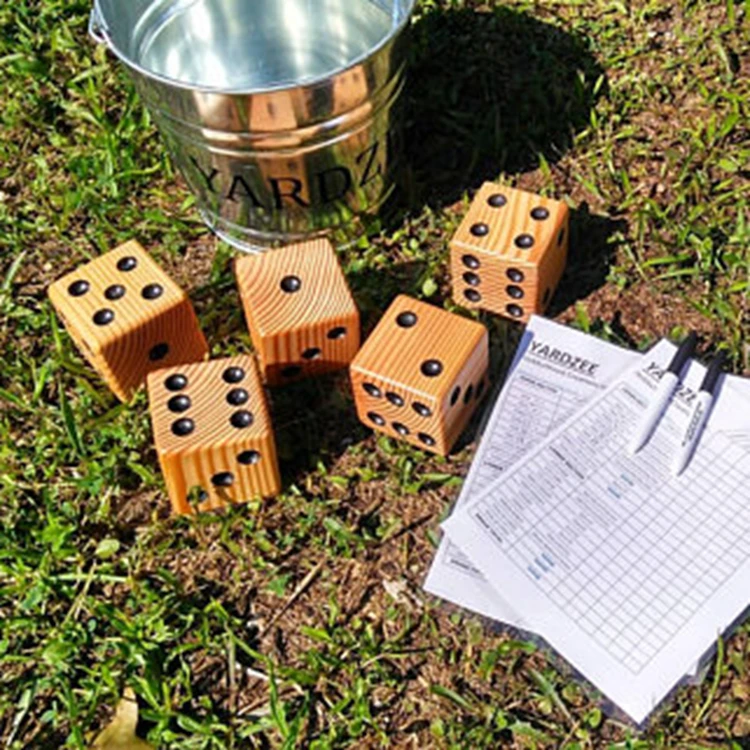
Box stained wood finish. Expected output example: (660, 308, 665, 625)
(450, 182, 570, 323)
(350, 295, 489, 456)
(235, 239, 360, 385)
(147, 355, 281, 515)
(48, 240, 208, 401)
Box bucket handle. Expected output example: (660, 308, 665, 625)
(88, 5, 111, 47)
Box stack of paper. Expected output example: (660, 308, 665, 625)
(426, 317, 750, 723)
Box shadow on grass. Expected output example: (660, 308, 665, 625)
(403, 5, 605, 209)
(547, 205, 627, 317)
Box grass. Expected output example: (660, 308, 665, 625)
(0, 0, 748, 747)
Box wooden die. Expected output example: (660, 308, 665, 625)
(350, 296, 489, 455)
(235, 239, 360, 385)
(48, 240, 207, 401)
(147, 356, 281, 515)
(450, 183, 570, 323)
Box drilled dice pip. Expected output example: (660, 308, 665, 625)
(350, 296, 489, 455)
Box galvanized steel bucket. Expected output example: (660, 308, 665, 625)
(89, 0, 416, 251)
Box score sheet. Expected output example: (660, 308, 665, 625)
(425, 317, 639, 626)
(443, 341, 750, 723)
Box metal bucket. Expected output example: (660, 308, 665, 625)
(90, 0, 416, 252)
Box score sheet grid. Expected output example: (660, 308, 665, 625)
(467, 382, 750, 676)
(444, 373, 587, 577)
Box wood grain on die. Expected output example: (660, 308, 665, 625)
(350, 295, 489, 455)
(48, 241, 208, 401)
(147, 356, 281, 515)
(450, 182, 569, 323)
(235, 239, 360, 384)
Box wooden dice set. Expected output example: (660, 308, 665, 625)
(49, 184, 569, 515)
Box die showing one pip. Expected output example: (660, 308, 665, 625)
(350, 296, 489, 456)
(450, 182, 570, 323)
(235, 239, 360, 385)
(48, 240, 208, 401)
(147, 355, 281, 515)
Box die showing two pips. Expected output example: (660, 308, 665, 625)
(350, 295, 490, 456)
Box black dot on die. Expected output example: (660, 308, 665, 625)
(363, 383, 382, 398)
(418, 433, 436, 447)
(531, 207, 550, 221)
(396, 312, 417, 328)
(93, 309, 114, 326)
(470, 223, 489, 237)
(507, 304, 524, 319)
(451, 386, 461, 406)
(227, 388, 249, 406)
(393, 422, 410, 436)
(507, 268, 525, 283)
(421, 359, 443, 377)
(149, 343, 169, 361)
(68, 280, 90, 297)
(464, 289, 481, 303)
(462, 255, 480, 270)
(168, 395, 191, 413)
(507, 285, 525, 299)
(368, 412, 385, 427)
(463, 272, 481, 287)
(172, 418, 194, 437)
(165, 374, 187, 391)
(238, 450, 261, 465)
(464, 385, 474, 405)
(302, 348, 322, 360)
(515, 234, 535, 249)
(104, 284, 126, 301)
(223, 367, 245, 384)
(386, 392, 404, 407)
(231, 411, 254, 429)
(117, 256, 138, 272)
(327, 327, 347, 340)
(280, 276, 301, 293)
(487, 193, 507, 208)
(212, 472, 234, 487)
(413, 402, 432, 418)
(281, 365, 302, 378)
(142, 283, 164, 300)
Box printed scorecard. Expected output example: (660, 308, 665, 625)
(442, 339, 750, 723)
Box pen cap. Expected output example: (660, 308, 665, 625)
(667, 331, 698, 375)
(701, 351, 728, 394)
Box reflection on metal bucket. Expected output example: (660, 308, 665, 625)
(90, 0, 416, 251)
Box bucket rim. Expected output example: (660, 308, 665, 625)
(92, 0, 418, 95)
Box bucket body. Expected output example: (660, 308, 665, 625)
(91, 0, 416, 251)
